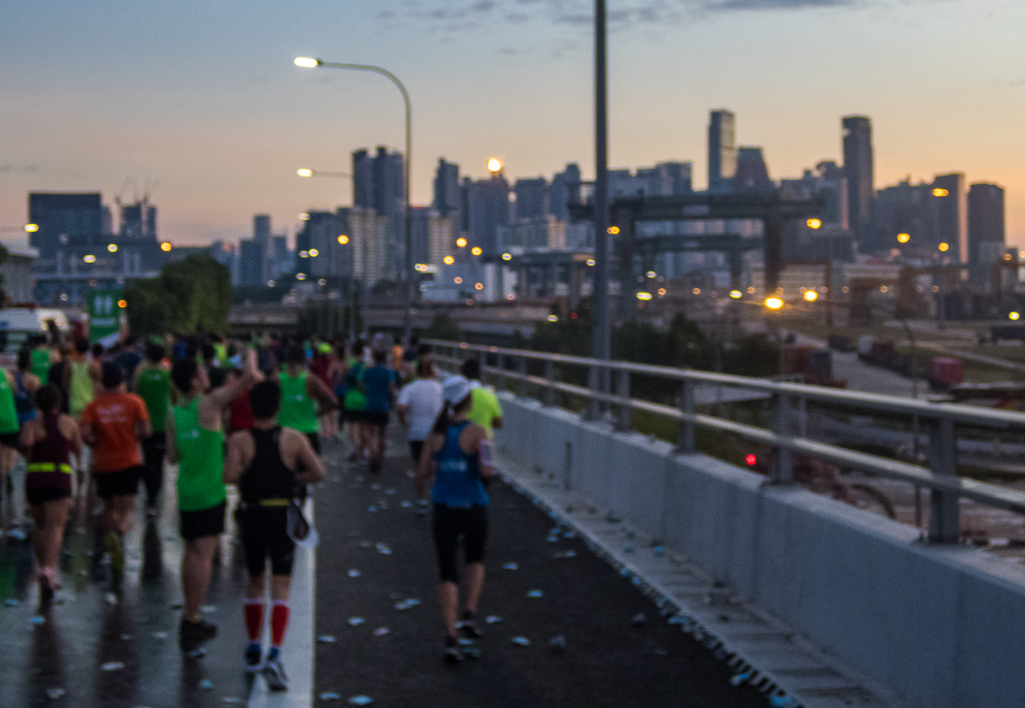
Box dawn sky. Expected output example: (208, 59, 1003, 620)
(1, 0, 1023, 246)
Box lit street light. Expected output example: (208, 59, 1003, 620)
(295, 56, 414, 339)
(764, 297, 784, 310)
(803, 290, 818, 302)
(297, 168, 352, 179)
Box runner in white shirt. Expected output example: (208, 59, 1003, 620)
(395, 359, 443, 466)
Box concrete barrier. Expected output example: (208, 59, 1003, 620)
(496, 392, 1025, 708)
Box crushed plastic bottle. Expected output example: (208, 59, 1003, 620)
(375, 543, 392, 556)
(730, 672, 751, 687)
(373, 627, 390, 637)
(318, 635, 337, 643)
(4, 598, 19, 607)
(484, 615, 503, 624)
(501, 562, 518, 571)
(318, 692, 342, 701)
(348, 617, 365, 627)
(45, 687, 66, 700)
(198, 679, 215, 691)
(348, 696, 373, 706)
(526, 590, 543, 599)
(394, 598, 421, 611)
(151, 631, 168, 639)
(511, 636, 531, 647)
(100, 661, 125, 672)
(28, 615, 46, 624)
(549, 635, 567, 653)
(631, 613, 647, 627)
(347, 569, 361, 578)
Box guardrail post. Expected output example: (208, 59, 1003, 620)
(928, 418, 960, 543)
(517, 355, 527, 397)
(677, 379, 696, 453)
(615, 369, 631, 431)
(544, 360, 555, 407)
(770, 393, 793, 484)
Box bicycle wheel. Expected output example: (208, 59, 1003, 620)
(847, 483, 897, 520)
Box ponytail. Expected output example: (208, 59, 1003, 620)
(433, 393, 472, 435)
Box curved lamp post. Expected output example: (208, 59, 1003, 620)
(294, 57, 413, 339)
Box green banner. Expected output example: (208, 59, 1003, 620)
(88, 289, 122, 342)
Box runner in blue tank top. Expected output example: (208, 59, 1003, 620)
(415, 375, 495, 664)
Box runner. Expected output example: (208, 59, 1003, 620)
(14, 348, 41, 429)
(224, 379, 325, 690)
(68, 338, 98, 419)
(0, 367, 22, 505)
(226, 366, 256, 435)
(135, 342, 171, 516)
(277, 344, 337, 456)
(415, 375, 496, 663)
(342, 340, 368, 463)
(361, 349, 396, 474)
(81, 362, 151, 580)
(310, 342, 335, 440)
(31, 335, 52, 386)
(168, 348, 261, 648)
(461, 359, 503, 438)
(21, 384, 82, 606)
(396, 358, 443, 468)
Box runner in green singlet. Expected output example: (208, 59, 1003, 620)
(135, 342, 171, 515)
(277, 344, 336, 455)
(31, 336, 52, 386)
(168, 348, 261, 649)
(68, 338, 97, 419)
(0, 368, 22, 504)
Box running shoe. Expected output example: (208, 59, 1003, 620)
(442, 637, 464, 664)
(457, 618, 482, 639)
(38, 573, 54, 608)
(244, 643, 263, 672)
(104, 532, 124, 574)
(263, 653, 289, 691)
(179, 618, 218, 647)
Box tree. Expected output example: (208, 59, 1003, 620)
(125, 255, 231, 335)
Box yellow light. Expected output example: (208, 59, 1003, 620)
(586, 258, 596, 267)
(636, 291, 653, 301)
(297, 168, 314, 177)
(646, 270, 656, 279)
(454, 277, 463, 284)
(803, 290, 818, 302)
(443, 255, 455, 265)
(608, 226, 620, 235)
(474, 282, 484, 291)
(487, 158, 502, 173)
(747, 287, 755, 294)
(117, 299, 127, 309)
(938, 242, 949, 252)
(933, 188, 949, 197)
(414, 263, 427, 272)
(880, 286, 889, 293)
(298, 250, 309, 258)
(160, 241, 172, 252)
(1010, 312, 1021, 321)
(547, 314, 559, 322)
(764, 297, 784, 310)
(296, 273, 307, 281)
(1004, 253, 1014, 261)
(897, 233, 910, 244)
(308, 248, 319, 257)
(692, 288, 701, 295)
(729, 290, 742, 299)
(456, 237, 467, 248)
(294, 57, 319, 68)
(24, 223, 38, 233)
(83, 254, 96, 264)
(806, 218, 823, 230)
(501, 252, 512, 261)
(471, 246, 482, 256)
(338, 234, 349, 245)
(657, 288, 667, 296)
(107, 243, 118, 253)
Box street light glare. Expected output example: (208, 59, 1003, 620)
(456, 237, 467, 248)
(729, 290, 742, 299)
(471, 246, 483, 256)
(487, 158, 502, 173)
(299, 213, 310, 221)
(501, 253, 512, 261)
(932, 188, 949, 197)
(897, 233, 910, 243)
(308, 248, 319, 257)
(160, 241, 172, 252)
(24, 223, 38, 233)
(803, 290, 818, 302)
(636, 292, 653, 301)
(1010, 312, 1021, 321)
(337, 234, 349, 245)
(443, 255, 455, 265)
(806, 218, 823, 230)
(764, 297, 784, 310)
(297, 168, 314, 177)
(938, 242, 950, 252)
(294, 57, 319, 68)
(107, 244, 118, 253)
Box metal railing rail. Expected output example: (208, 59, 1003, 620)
(425, 338, 1025, 542)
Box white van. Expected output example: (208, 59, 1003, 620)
(0, 308, 72, 365)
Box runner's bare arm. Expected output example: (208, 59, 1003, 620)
(202, 349, 262, 422)
(414, 433, 442, 499)
(461, 424, 495, 477)
(165, 411, 179, 464)
(307, 375, 338, 411)
(223, 431, 253, 484)
(63, 416, 83, 459)
(288, 429, 325, 484)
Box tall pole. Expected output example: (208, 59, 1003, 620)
(593, 0, 610, 364)
(297, 59, 414, 340)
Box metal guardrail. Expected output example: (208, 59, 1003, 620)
(424, 338, 1025, 543)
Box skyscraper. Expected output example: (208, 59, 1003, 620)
(352, 146, 406, 278)
(513, 178, 548, 220)
(842, 116, 873, 244)
(732, 148, 772, 193)
(466, 171, 511, 258)
(433, 159, 461, 222)
(28, 192, 105, 258)
(549, 163, 581, 221)
(968, 182, 1004, 282)
(708, 110, 737, 193)
(253, 214, 271, 280)
(933, 173, 968, 263)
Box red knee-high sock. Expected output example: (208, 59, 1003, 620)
(244, 599, 264, 643)
(270, 601, 290, 647)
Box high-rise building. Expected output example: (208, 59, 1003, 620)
(239, 240, 265, 286)
(28, 192, 105, 258)
(933, 173, 968, 264)
(513, 178, 548, 220)
(252, 214, 271, 280)
(119, 201, 157, 241)
(637, 162, 692, 197)
(708, 110, 737, 193)
(549, 163, 581, 221)
(433, 159, 461, 226)
(466, 171, 511, 258)
(353, 146, 405, 278)
(732, 147, 772, 193)
(842, 116, 874, 245)
(968, 182, 1004, 282)
(411, 208, 454, 267)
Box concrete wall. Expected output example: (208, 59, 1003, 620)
(497, 393, 1025, 708)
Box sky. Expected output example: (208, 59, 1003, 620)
(1, 0, 1023, 247)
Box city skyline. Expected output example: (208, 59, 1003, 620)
(1, 0, 1022, 246)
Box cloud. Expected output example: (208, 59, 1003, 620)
(703, 0, 856, 9)
(0, 165, 40, 174)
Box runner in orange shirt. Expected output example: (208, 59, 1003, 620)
(81, 362, 152, 576)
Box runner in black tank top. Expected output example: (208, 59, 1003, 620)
(225, 380, 325, 691)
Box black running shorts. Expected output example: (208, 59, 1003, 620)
(432, 503, 488, 583)
(238, 507, 295, 577)
(179, 501, 226, 540)
(95, 466, 143, 499)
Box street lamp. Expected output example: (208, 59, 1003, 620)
(294, 56, 414, 340)
(297, 168, 352, 179)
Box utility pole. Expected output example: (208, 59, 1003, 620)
(593, 0, 611, 364)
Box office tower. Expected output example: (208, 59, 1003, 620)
(272, 235, 290, 276)
(708, 110, 737, 193)
(968, 182, 1005, 283)
(514, 178, 548, 220)
(636, 162, 693, 197)
(253, 215, 271, 244)
(933, 173, 967, 263)
(549, 163, 581, 221)
(119, 200, 157, 241)
(411, 208, 454, 266)
(433, 159, 461, 222)
(842, 116, 874, 243)
(28, 192, 105, 258)
(352, 146, 405, 218)
(732, 147, 772, 192)
(466, 171, 511, 258)
(239, 240, 265, 285)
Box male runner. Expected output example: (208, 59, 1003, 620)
(135, 342, 171, 515)
(461, 359, 503, 438)
(225, 380, 324, 690)
(0, 367, 22, 504)
(168, 348, 261, 647)
(81, 362, 151, 576)
(277, 344, 336, 455)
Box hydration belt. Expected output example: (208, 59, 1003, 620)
(27, 462, 72, 474)
(238, 498, 291, 510)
